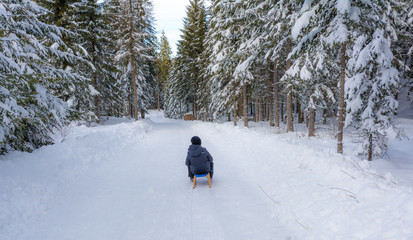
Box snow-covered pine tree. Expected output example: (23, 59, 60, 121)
(70, 0, 116, 123)
(284, 0, 344, 137)
(388, 0, 413, 103)
(34, 0, 96, 122)
(249, 0, 302, 130)
(164, 59, 186, 119)
(155, 31, 172, 111)
(344, 1, 401, 160)
(230, 0, 269, 127)
(253, 0, 286, 127)
(83, 0, 123, 119)
(0, 0, 83, 153)
(103, 0, 128, 117)
(136, 0, 157, 119)
(165, 0, 207, 119)
(204, 0, 244, 123)
(270, 0, 303, 132)
(115, 0, 156, 120)
(407, 5, 413, 99)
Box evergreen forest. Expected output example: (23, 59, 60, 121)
(1, 0, 412, 161)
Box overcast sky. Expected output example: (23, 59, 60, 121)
(152, 0, 210, 56)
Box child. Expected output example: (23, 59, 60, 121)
(185, 136, 214, 181)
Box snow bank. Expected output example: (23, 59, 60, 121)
(0, 120, 152, 238)
(192, 120, 413, 239)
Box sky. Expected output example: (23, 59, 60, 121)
(152, 0, 189, 55)
(152, 0, 210, 55)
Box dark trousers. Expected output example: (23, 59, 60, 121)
(188, 162, 214, 179)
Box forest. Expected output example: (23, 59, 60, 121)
(1, 0, 412, 161)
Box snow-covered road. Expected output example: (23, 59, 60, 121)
(1, 111, 413, 240)
(0, 112, 290, 240)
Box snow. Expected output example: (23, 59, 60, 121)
(1, 111, 413, 239)
(300, 0, 313, 14)
(300, 63, 312, 80)
(336, 0, 351, 14)
(292, 7, 316, 40)
(88, 84, 100, 96)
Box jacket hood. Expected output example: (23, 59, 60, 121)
(188, 144, 203, 158)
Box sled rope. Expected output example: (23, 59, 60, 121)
(258, 185, 280, 205)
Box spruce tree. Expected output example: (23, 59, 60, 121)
(155, 31, 172, 111)
(114, 0, 156, 120)
(204, 0, 244, 122)
(0, 0, 84, 153)
(165, 0, 207, 119)
(35, 0, 95, 121)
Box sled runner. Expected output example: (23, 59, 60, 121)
(192, 172, 211, 189)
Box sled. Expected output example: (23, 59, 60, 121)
(193, 172, 211, 189)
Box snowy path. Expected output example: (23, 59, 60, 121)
(2, 111, 413, 240)
(0, 112, 290, 240)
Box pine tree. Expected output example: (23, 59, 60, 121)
(204, 0, 244, 123)
(0, 0, 84, 153)
(104, 0, 129, 117)
(70, 0, 116, 123)
(346, 29, 400, 160)
(285, 0, 343, 137)
(155, 31, 172, 111)
(164, 59, 186, 119)
(114, 0, 156, 120)
(342, 0, 401, 160)
(35, 0, 95, 121)
(165, 0, 207, 119)
(390, 1, 413, 103)
(241, 0, 301, 130)
(277, 0, 402, 157)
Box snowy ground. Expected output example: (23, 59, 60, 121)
(1, 110, 413, 240)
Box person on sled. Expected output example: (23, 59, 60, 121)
(185, 136, 214, 181)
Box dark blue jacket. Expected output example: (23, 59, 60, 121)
(185, 144, 213, 174)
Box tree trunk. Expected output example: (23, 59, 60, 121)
(250, 102, 253, 116)
(232, 100, 237, 126)
(255, 98, 259, 122)
(131, 56, 138, 121)
(323, 109, 327, 124)
(193, 94, 197, 120)
(280, 95, 284, 124)
(269, 96, 274, 127)
(368, 133, 373, 161)
(128, 85, 132, 118)
(297, 101, 304, 123)
(280, 94, 285, 124)
(259, 98, 264, 121)
(141, 109, 145, 119)
(274, 60, 279, 127)
(157, 91, 160, 111)
(180, 102, 182, 119)
(192, 96, 195, 119)
(238, 96, 242, 121)
(286, 38, 294, 132)
(233, 94, 237, 126)
(129, 0, 138, 121)
(308, 107, 315, 137)
(243, 85, 248, 127)
(93, 74, 100, 123)
(337, 42, 346, 154)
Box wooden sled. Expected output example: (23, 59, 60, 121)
(193, 172, 211, 189)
